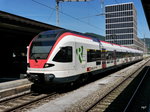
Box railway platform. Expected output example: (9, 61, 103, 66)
(0, 79, 32, 100)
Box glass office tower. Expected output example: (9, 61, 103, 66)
(105, 3, 137, 45)
(105, 3, 144, 51)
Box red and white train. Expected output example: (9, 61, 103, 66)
(27, 29, 143, 84)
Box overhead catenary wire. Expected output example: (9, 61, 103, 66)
(31, 0, 104, 31)
(79, 13, 105, 19)
(114, 0, 119, 4)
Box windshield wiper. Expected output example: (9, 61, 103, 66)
(30, 53, 38, 63)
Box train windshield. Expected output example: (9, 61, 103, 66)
(30, 40, 55, 59)
(29, 30, 62, 59)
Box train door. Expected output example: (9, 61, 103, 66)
(75, 43, 86, 73)
(66, 43, 75, 70)
(114, 50, 116, 65)
(101, 48, 106, 68)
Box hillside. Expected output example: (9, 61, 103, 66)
(141, 38, 150, 52)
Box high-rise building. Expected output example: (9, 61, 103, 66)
(105, 2, 144, 51)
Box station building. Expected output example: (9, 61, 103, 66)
(105, 2, 145, 52)
(0, 11, 62, 78)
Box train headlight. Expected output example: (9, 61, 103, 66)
(44, 63, 55, 68)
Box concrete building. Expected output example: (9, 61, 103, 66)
(105, 2, 145, 51)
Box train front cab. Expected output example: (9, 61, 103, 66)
(27, 30, 80, 84)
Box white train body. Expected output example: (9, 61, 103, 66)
(27, 30, 143, 84)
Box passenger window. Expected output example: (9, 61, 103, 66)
(53, 46, 72, 62)
(87, 49, 101, 62)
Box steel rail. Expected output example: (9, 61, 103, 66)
(0, 92, 56, 112)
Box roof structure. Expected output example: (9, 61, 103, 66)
(0, 11, 62, 77)
(141, 0, 150, 29)
(0, 10, 62, 39)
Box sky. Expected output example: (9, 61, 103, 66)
(0, 0, 150, 38)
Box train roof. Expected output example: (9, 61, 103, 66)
(40, 29, 143, 54)
(100, 41, 143, 53)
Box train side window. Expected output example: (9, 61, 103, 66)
(87, 49, 101, 62)
(101, 50, 106, 60)
(96, 50, 101, 60)
(87, 50, 94, 62)
(53, 46, 72, 62)
(116, 52, 122, 58)
(106, 51, 114, 60)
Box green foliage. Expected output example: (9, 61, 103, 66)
(141, 38, 150, 52)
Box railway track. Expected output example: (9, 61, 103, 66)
(0, 91, 57, 112)
(84, 59, 150, 112)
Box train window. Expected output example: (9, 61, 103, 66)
(87, 50, 95, 62)
(116, 52, 120, 58)
(87, 49, 101, 62)
(106, 51, 114, 60)
(96, 50, 101, 60)
(30, 40, 55, 59)
(101, 49, 106, 60)
(38, 34, 57, 39)
(37, 29, 63, 39)
(53, 46, 72, 62)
